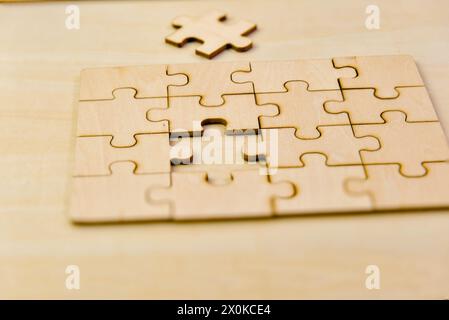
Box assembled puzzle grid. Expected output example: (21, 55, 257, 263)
(70, 55, 449, 223)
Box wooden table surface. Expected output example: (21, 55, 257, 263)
(1, 0, 448, 299)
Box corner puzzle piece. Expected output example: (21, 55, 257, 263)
(325, 87, 438, 124)
(74, 133, 191, 176)
(353, 111, 449, 176)
(333, 55, 424, 98)
(165, 10, 256, 59)
(346, 162, 449, 209)
(148, 94, 278, 134)
(244, 126, 379, 168)
(148, 170, 293, 220)
(167, 62, 253, 106)
(70, 162, 171, 223)
(231, 59, 356, 92)
(77, 88, 168, 147)
(257, 81, 349, 138)
(270, 154, 372, 214)
(79, 65, 187, 100)
(170, 124, 264, 184)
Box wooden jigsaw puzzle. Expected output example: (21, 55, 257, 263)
(70, 55, 449, 223)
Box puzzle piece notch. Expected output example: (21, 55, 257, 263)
(79, 65, 187, 100)
(346, 162, 449, 209)
(148, 94, 279, 134)
(257, 81, 349, 139)
(148, 170, 294, 220)
(170, 124, 265, 184)
(333, 55, 424, 98)
(74, 133, 192, 176)
(243, 127, 380, 168)
(70, 162, 171, 223)
(270, 154, 372, 214)
(324, 87, 438, 124)
(77, 88, 168, 147)
(353, 111, 449, 177)
(165, 10, 257, 59)
(167, 61, 253, 106)
(231, 59, 356, 92)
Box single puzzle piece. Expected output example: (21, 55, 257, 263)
(74, 133, 192, 176)
(325, 87, 438, 124)
(165, 10, 256, 59)
(167, 62, 253, 106)
(148, 170, 294, 220)
(353, 111, 449, 176)
(231, 58, 356, 92)
(170, 124, 264, 184)
(77, 88, 168, 147)
(346, 162, 449, 209)
(148, 94, 279, 134)
(270, 154, 372, 214)
(79, 65, 187, 100)
(70, 162, 171, 223)
(244, 126, 380, 168)
(257, 81, 349, 138)
(333, 55, 424, 98)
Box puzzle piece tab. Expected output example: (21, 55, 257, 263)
(325, 87, 438, 124)
(346, 162, 449, 209)
(334, 55, 424, 98)
(231, 59, 356, 92)
(167, 62, 253, 106)
(165, 10, 256, 59)
(353, 111, 449, 176)
(148, 170, 294, 220)
(270, 154, 372, 214)
(257, 81, 348, 138)
(148, 94, 278, 134)
(244, 127, 380, 168)
(70, 162, 170, 223)
(79, 65, 187, 100)
(77, 88, 168, 147)
(74, 133, 191, 176)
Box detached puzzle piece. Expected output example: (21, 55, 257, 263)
(244, 126, 380, 168)
(148, 170, 294, 220)
(148, 94, 278, 134)
(353, 111, 449, 176)
(70, 162, 171, 223)
(74, 133, 192, 176)
(334, 55, 424, 98)
(346, 162, 449, 209)
(79, 65, 187, 100)
(167, 62, 253, 106)
(325, 87, 438, 124)
(77, 88, 168, 147)
(231, 58, 356, 92)
(257, 81, 349, 139)
(270, 154, 372, 214)
(165, 10, 257, 59)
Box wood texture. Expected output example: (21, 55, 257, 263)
(333, 55, 424, 98)
(244, 127, 380, 167)
(257, 81, 348, 138)
(231, 58, 356, 92)
(77, 88, 168, 147)
(325, 87, 438, 124)
(353, 111, 449, 176)
(148, 170, 293, 220)
(167, 61, 252, 105)
(165, 10, 257, 59)
(2, 0, 449, 299)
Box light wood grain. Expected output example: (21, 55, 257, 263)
(1, 0, 449, 299)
